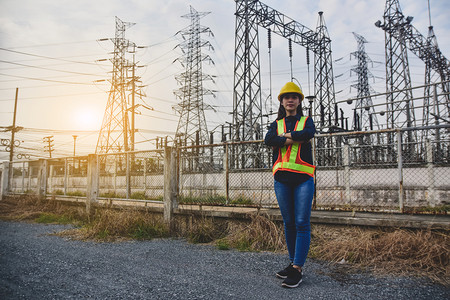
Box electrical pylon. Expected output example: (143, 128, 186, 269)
(96, 17, 137, 154)
(173, 6, 215, 146)
(233, 1, 336, 136)
(314, 11, 336, 130)
(423, 25, 450, 132)
(376, 0, 416, 132)
(350, 32, 379, 131)
(376, 0, 450, 161)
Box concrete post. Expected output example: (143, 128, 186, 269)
(397, 130, 404, 212)
(1, 161, 9, 200)
(27, 165, 32, 192)
(114, 159, 117, 194)
(21, 162, 25, 193)
(163, 146, 178, 229)
(86, 154, 98, 215)
(64, 158, 68, 196)
(37, 159, 47, 200)
(143, 158, 147, 192)
(343, 144, 351, 205)
(426, 140, 435, 207)
(224, 143, 229, 205)
(49, 164, 53, 194)
(126, 152, 130, 199)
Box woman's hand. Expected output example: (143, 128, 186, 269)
(278, 132, 293, 139)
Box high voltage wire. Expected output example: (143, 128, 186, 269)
(0, 47, 101, 66)
(0, 91, 105, 102)
(3, 40, 100, 50)
(0, 82, 107, 91)
(0, 73, 96, 85)
(0, 60, 105, 77)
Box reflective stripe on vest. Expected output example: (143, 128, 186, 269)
(272, 116, 316, 177)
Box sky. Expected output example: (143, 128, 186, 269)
(0, 0, 449, 161)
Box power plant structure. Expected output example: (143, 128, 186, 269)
(95, 0, 449, 168)
(4, 0, 450, 213)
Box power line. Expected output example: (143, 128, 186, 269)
(0, 47, 100, 66)
(0, 91, 105, 102)
(0, 72, 97, 85)
(0, 60, 105, 77)
(3, 40, 99, 50)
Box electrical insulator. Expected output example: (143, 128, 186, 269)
(306, 47, 310, 65)
(267, 29, 271, 49)
(288, 38, 293, 58)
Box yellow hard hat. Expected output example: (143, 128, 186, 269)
(277, 82, 305, 101)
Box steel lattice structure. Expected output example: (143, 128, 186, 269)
(233, 0, 336, 139)
(96, 17, 137, 154)
(376, 0, 416, 135)
(423, 25, 450, 138)
(350, 32, 379, 131)
(314, 11, 336, 131)
(173, 6, 215, 146)
(376, 0, 450, 138)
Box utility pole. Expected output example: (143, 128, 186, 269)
(131, 55, 135, 152)
(9, 88, 19, 164)
(43, 136, 54, 158)
(72, 135, 77, 157)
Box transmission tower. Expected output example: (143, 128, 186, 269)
(375, 0, 450, 159)
(350, 32, 379, 131)
(233, 0, 336, 138)
(375, 0, 416, 134)
(173, 6, 215, 146)
(96, 17, 140, 154)
(314, 11, 336, 131)
(423, 25, 450, 139)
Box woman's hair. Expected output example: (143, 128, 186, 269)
(276, 101, 303, 120)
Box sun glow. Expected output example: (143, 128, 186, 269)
(74, 108, 102, 130)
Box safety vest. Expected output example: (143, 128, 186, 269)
(272, 116, 316, 177)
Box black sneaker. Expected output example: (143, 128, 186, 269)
(276, 263, 294, 279)
(281, 267, 302, 288)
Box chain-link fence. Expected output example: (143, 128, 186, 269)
(3, 126, 449, 212)
(178, 142, 275, 207)
(97, 150, 165, 202)
(314, 128, 449, 211)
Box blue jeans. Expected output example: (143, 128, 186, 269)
(274, 177, 314, 267)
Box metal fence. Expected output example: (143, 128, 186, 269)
(3, 126, 449, 213)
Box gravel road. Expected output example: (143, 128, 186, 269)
(0, 220, 448, 300)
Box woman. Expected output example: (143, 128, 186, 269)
(264, 81, 316, 288)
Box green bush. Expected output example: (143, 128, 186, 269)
(66, 191, 86, 197)
(35, 213, 73, 225)
(216, 239, 230, 250)
(99, 192, 122, 198)
(130, 191, 147, 200)
(230, 196, 253, 205)
(180, 195, 227, 205)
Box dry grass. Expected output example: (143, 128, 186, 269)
(221, 214, 285, 252)
(76, 208, 169, 241)
(310, 224, 450, 285)
(1, 196, 448, 285)
(0, 195, 86, 224)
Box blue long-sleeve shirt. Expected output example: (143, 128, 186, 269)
(264, 113, 316, 185)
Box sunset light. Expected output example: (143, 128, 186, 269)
(73, 108, 101, 131)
